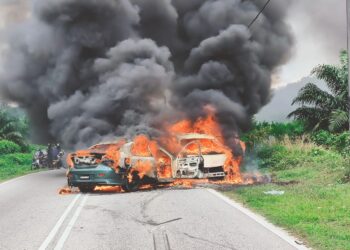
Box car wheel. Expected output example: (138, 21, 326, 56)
(121, 171, 141, 192)
(79, 185, 96, 193)
(67, 177, 71, 187)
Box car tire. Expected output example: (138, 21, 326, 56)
(67, 178, 71, 187)
(79, 185, 95, 193)
(121, 171, 141, 192)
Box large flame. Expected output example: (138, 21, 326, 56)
(158, 106, 244, 183)
(66, 106, 247, 193)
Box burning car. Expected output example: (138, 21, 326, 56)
(66, 141, 129, 192)
(67, 133, 243, 192)
(164, 133, 227, 179)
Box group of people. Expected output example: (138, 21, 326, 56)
(32, 143, 64, 169)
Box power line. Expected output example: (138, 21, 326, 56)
(248, 0, 272, 28)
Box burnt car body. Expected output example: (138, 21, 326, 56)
(68, 143, 117, 166)
(170, 134, 226, 179)
(67, 142, 134, 192)
(67, 134, 230, 192)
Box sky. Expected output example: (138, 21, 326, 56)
(277, 0, 346, 86)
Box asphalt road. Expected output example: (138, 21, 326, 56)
(0, 170, 306, 250)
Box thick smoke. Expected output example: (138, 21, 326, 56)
(0, 0, 293, 149)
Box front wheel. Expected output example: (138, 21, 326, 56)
(31, 163, 38, 170)
(121, 171, 141, 192)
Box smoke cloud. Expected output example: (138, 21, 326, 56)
(0, 0, 293, 149)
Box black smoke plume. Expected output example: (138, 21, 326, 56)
(0, 0, 293, 149)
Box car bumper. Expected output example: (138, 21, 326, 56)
(207, 172, 226, 178)
(68, 165, 126, 187)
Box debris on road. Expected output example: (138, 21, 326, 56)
(263, 190, 285, 195)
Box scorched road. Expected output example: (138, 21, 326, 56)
(0, 170, 306, 250)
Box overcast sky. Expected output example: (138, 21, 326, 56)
(0, 0, 347, 87)
(278, 0, 346, 86)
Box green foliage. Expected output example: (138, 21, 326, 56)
(0, 140, 21, 155)
(254, 141, 348, 180)
(255, 144, 334, 171)
(342, 158, 350, 183)
(256, 145, 287, 169)
(0, 153, 32, 166)
(244, 121, 350, 155)
(331, 132, 350, 154)
(288, 50, 349, 132)
(0, 108, 28, 147)
(311, 130, 350, 155)
(242, 121, 304, 145)
(0, 153, 34, 181)
(310, 130, 334, 146)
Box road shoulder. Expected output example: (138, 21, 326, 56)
(207, 188, 308, 250)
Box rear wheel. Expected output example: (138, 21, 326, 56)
(79, 185, 96, 193)
(121, 171, 141, 192)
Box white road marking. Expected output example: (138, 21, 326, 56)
(38, 194, 81, 250)
(206, 188, 309, 250)
(54, 194, 89, 250)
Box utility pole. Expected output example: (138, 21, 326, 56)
(348, 0, 350, 131)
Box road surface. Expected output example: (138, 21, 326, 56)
(0, 170, 305, 250)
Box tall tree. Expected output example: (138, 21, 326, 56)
(288, 51, 349, 132)
(0, 109, 26, 146)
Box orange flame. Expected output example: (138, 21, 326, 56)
(160, 106, 243, 183)
(66, 106, 247, 188)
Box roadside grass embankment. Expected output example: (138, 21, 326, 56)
(0, 140, 42, 182)
(0, 153, 36, 182)
(223, 139, 350, 250)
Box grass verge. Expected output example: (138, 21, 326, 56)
(223, 143, 350, 250)
(0, 153, 39, 182)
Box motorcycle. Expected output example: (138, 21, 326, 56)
(49, 151, 65, 169)
(31, 150, 48, 170)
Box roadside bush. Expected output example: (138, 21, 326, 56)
(242, 121, 305, 146)
(256, 145, 287, 169)
(311, 130, 350, 155)
(0, 140, 21, 155)
(0, 153, 33, 181)
(341, 157, 350, 183)
(0, 153, 32, 167)
(255, 143, 341, 172)
(310, 130, 333, 146)
(333, 132, 350, 155)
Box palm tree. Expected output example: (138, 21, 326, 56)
(288, 50, 349, 132)
(0, 109, 26, 146)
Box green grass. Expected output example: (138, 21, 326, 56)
(223, 143, 350, 250)
(0, 153, 38, 182)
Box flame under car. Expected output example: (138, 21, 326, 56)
(67, 133, 233, 192)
